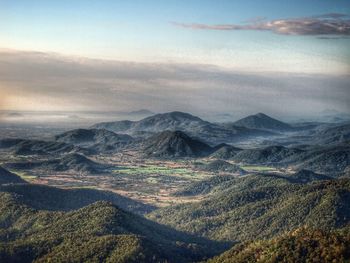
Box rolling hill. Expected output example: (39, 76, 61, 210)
(0, 186, 226, 263)
(174, 169, 332, 198)
(0, 183, 154, 215)
(210, 144, 242, 159)
(232, 145, 305, 164)
(225, 143, 350, 175)
(312, 123, 350, 145)
(148, 177, 350, 242)
(54, 128, 134, 152)
(0, 138, 82, 156)
(287, 169, 333, 183)
(5, 153, 106, 174)
(280, 144, 350, 175)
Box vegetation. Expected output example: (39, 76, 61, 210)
(115, 165, 193, 177)
(209, 144, 242, 159)
(0, 138, 80, 156)
(231, 144, 350, 175)
(54, 128, 134, 153)
(240, 165, 275, 172)
(143, 130, 214, 158)
(1, 111, 349, 262)
(149, 177, 350, 242)
(0, 191, 226, 263)
(5, 153, 106, 174)
(207, 227, 350, 263)
(0, 184, 155, 215)
(233, 146, 304, 164)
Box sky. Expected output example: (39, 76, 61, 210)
(0, 0, 349, 119)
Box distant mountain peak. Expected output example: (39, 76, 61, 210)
(255, 112, 268, 117)
(143, 130, 213, 158)
(234, 113, 292, 131)
(91, 111, 277, 145)
(153, 111, 203, 121)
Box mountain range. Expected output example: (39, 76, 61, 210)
(92, 111, 276, 145)
(0, 110, 349, 262)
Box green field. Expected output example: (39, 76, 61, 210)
(240, 165, 275, 172)
(111, 165, 209, 180)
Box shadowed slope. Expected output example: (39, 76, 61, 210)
(0, 166, 27, 185)
(0, 188, 227, 263)
(143, 130, 214, 158)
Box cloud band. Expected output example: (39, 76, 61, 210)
(173, 13, 350, 36)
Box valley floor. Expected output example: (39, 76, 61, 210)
(0, 149, 290, 207)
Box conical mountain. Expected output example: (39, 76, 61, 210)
(143, 130, 213, 158)
(233, 112, 292, 131)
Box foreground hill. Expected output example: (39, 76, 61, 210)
(54, 128, 134, 152)
(149, 177, 350, 242)
(0, 166, 27, 185)
(0, 188, 226, 262)
(143, 130, 214, 158)
(233, 113, 292, 131)
(92, 111, 274, 145)
(5, 153, 106, 174)
(207, 227, 350, 263)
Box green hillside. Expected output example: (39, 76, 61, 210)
(0, 183, 154, 215)
(0, 190, 226, 263)
(149, 177, 350, 242)
(207, 227, 350, 263)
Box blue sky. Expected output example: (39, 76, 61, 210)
(0, 1, 349, 115)
(1, 0, 350, 73)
